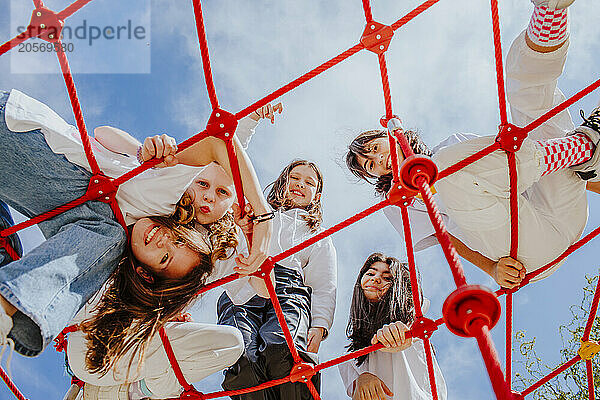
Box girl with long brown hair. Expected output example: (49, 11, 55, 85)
(218, 158, 338, 400)
(339, 253, 446, 400)
(0, 88, 273, 371)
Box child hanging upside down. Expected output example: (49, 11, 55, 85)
(346, 0, 600, 289)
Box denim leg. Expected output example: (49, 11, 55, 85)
(0, 201, 22, 266)
(0, 91, 127, 356)
(217, 292, 266, 363)
(259, 266, 311, 352)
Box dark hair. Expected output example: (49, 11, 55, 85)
(266, 159, 324, 233)
(80, 215, 213, 378)
(346, 252, 422, 366)
(345, 129, 432, 196)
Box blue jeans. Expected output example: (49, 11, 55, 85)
(0, 91, 126, 356)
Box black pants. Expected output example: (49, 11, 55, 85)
(217, 265, 320, 400)
(0, 200, 22, 267)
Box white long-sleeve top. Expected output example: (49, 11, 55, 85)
(337, 339, 447, 400)
(383, 133, 477, 256)
(338, 300, 447, 400)
(234, 114, 337, 332)
(269, 208, 338, 332)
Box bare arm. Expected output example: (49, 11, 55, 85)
(448, 233, 525, 289)
(94, 126, 141, 156)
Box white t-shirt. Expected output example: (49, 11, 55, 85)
(384, 133, 479, 255)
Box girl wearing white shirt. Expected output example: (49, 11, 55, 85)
(218, 159, 337, 400)
(339, 253, 446, 400)
(0, 89, 271, 369)
(344, 0, 600, 289)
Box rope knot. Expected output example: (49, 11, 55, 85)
(578, 339, 600, 360)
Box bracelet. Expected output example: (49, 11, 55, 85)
(136, 146, 145, 164)
(250, 212, 275, 224)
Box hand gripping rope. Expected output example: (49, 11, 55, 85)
(2, 0, 600, 399)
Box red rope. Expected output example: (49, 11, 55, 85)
(377, 53, 393, 119)
(159, 327, 195, 393)
(489, 0, 508, 125)
(361, 0, 374, 23)
(400, 206, 424, 318)
(0, 366, 28, 400)
(416, 177, 466, 288)
(56, 0, 95, 20)
(438, 142, 501, 181)
(582, 273, 600, 341)
(191, 0, 220, 110)
(472, 321, 511, 399)
(525, 223, 600, 283)
(235, 44, 363, 120)
(507, 153, 518, 259)
(55, 44, 101, 175)
(423, 338, 440, 400)
(505, 293, 513, 389)
(224, 140, 247, 216)
(521, 355, 580, 396)
(305, 380, 321, 399)
(587, 360, 595, 400)
(522, 75, 600, 135)
(271, 199, 389, 264)
(262, 274, 302, 363)
(390, 0, 441, 31)
(203, 377, 291, 399)
(0, 33, 35, 57)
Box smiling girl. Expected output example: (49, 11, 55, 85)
(218, 159, 338, 400)
(339, 253, 446, 400)
(0, 89, 271, 377)
(344, 0, 600, 289)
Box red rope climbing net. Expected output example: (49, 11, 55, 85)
(1, 0, 600, 399)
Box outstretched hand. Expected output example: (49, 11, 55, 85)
(250, 102, 283, 124)
(493, 256, 526, 289)
(140, 134, 179, 168)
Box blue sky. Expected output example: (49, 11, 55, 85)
(1, 0, 600, 399)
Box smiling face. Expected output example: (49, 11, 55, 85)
(185, 163, 235, 225)
(286, 164, 321, 208)
(354, 136, 405, 179)
(360, 261, 393, 302)
(130, 217, 203, 279)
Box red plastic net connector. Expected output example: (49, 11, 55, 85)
(399, 155, 438, 191)
(442, 285, 501, 338)
(251, 257, 275, 278)
(410, 316, 439, 340)
(206, 108, 238, 141)
(360, 21, 394, 55)
(495, 123, 527, 153)
(511, 391, 524, 400)
(86, 174, 118, 203)
(289, 362, 316, 383)
(178, 388, 204, 399)
(387, 181, 418, 207)
(27, 7, 64, 43)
